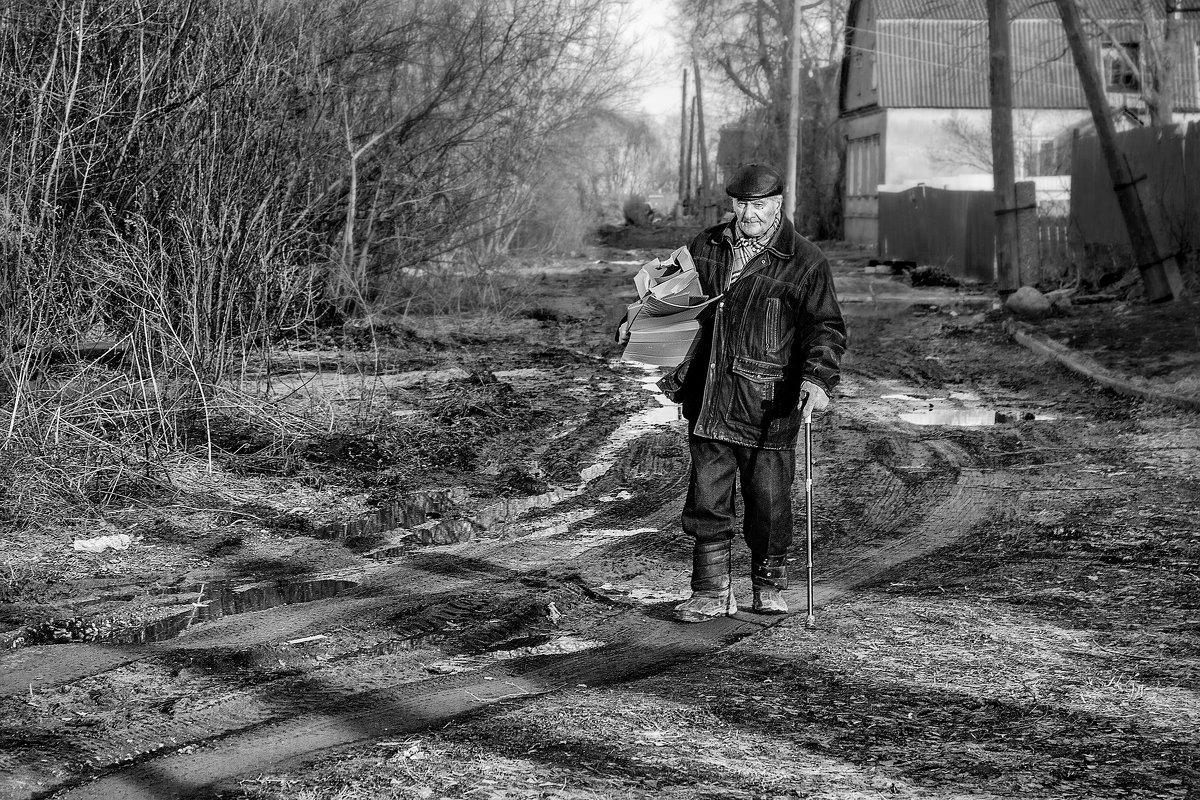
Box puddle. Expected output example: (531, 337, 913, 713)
(900, 409, 1052, 426)
(901, 409, 1000, 426)
(590, 583, 689, 605)
(422, 634, 604, 674)
(146, 578, 359, 643)
(9, 577, 359, 648)
(489, 633, 602, 660)
(570, 527, 657, 539)
(315, 488, 483, 550)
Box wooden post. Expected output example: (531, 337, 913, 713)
(1016, 180, 1040, 284)
(693, 57, 710, 196)
(678, 68, 688, 216)
(685, 95, 696, 208)
(988, 0, 1021, 295)
(785, 0, 803, 224)
(1053, 0, 1182, 300)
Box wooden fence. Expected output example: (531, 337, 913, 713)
(1070, 122, 1200, 282)
(877, 190, 1072, 285)
(877, 185, 998, 282)
(875, 123, 1200, 287)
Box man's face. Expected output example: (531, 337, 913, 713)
(733, 195, 782, 238)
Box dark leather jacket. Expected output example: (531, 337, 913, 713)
(661, 215, 847, 449)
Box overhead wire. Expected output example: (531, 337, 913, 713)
(841, 39, 1156, 99)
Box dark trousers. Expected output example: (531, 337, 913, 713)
(682, 434, 795, 591)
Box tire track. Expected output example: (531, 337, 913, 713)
(8, 368, 1019, 800)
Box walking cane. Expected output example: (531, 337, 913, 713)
(803, 405, 816, 628)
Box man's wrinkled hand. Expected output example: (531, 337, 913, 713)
(616, 319, 632, 346)
(799, 380, 829, 421)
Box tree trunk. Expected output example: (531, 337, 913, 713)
(678, 68, 688, 215)
(1138, 0, 1173, 126)
(693, 57, 710, 194)
(785, 0, 802, 226)
(1053, 0, 1182, 301)
(988, 0, 1021, 295)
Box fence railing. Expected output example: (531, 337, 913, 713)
(1038, 215, 1072, 277)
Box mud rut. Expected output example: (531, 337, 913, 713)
(4, 297, 1036, 800)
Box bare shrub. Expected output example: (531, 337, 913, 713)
(0, 0, 640, 525)
(678, 0, 847, 238)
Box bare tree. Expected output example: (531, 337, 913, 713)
(678, 0, 848, 237)
(0, 0, 641, 510)
(1079, 0, 1175, 126)
(931, 111, 1050, 175)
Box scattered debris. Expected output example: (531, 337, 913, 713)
(1043, 286, 1077, 309)
(285, 634, 328, 646)
(908, 265, 961, 287)
(72, 533, 132, 553)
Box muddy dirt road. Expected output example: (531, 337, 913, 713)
(2, 241, 1197, 799)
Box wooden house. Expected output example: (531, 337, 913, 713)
(838, 0, 1200, 245)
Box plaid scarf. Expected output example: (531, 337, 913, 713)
(728, 211, 780, 288)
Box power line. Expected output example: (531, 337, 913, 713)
(843, 42, 1089, 97)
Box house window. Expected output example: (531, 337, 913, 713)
(1102, 42, 1140, 93)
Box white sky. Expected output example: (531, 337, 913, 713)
(625, 0, 684, 114)
(623, 0, 739, 126)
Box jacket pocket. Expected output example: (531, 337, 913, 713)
(731, 356, 784, 383)
(764, 297, 782, 355)
(729, 356, 785, 428)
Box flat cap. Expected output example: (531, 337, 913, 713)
(725, 163, 784, 199)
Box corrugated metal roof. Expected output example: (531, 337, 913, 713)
(875, 20, 989, 107)
(871, 17, 1200, 109)
(875, 0, 1159, 20)
(875, 19, 1088, 108)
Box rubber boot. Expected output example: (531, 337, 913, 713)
(752, 557, 789, 615)
(674, 538, 737, 623)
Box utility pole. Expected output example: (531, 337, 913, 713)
(685, 95, 697, 205)
(784, 0, 803, 224)
(1053, 0, 1182, 300)
(693, 57, 710, 195)
(987, 0, 1021, 295)
(678, 68, 688, 216)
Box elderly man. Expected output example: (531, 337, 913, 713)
(646, 163, 847, 621)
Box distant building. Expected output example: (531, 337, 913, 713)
(838, 0, 1200, 245)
